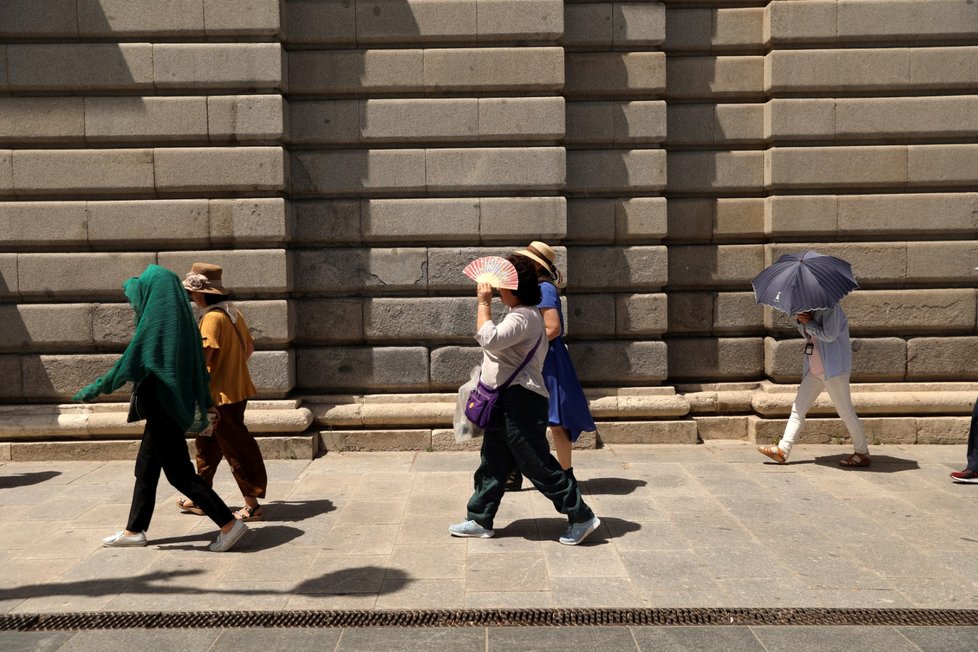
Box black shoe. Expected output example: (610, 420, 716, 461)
(504, 470, 523, 492)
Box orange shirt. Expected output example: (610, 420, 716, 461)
(199, 308, 257, 406)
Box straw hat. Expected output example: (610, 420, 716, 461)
(182, 262, 229, 295)
(514, 241, 564, 286)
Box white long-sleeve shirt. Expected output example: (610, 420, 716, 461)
(475, 306, 548, 397)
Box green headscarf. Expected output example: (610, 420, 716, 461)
(73, 265, 213, 433)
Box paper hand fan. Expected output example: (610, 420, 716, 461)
(462, 256, 519, 290)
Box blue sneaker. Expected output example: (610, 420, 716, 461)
(448, 520, 494, 538)
(559, 516, 600, 546)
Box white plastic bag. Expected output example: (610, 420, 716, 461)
(453, 365, 484, 442)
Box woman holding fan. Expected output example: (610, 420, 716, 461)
(449, 254, 600, 546)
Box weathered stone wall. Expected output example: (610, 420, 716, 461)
(2, 0, 978, 457)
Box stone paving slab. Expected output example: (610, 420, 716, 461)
(1, 443, 977, 617)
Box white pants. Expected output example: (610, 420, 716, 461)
(779, 373, 868, 455)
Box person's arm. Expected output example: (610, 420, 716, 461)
(476, 282, 492, 331)
(203, 347, 216, 368)
(541, 307, 561, 341)
(476, 310, 532, 352)
(804, 307, 843, 342)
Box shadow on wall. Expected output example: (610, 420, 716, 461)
(287, 2, 428, 397)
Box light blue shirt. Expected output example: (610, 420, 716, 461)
(797, 306, 852, 380)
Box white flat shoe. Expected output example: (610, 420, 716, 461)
(102, 530, 147, 547)
(209, 520, 248, 552)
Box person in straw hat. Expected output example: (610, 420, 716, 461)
(178, 263, 267, 521)
(511, 241, 596, 487)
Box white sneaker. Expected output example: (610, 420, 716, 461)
(102, 531, 147, 548)
(209, 519, 248, 552)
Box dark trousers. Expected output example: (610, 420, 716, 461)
(466, 385, 594, 530)
(967, 398, 978, 472)
(195, 400, 267, 499)
(126, 376, 234, 532)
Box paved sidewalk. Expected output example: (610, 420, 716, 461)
(1, 443, 977, 649)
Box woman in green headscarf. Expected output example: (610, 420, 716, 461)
(74, 265, 248, 552)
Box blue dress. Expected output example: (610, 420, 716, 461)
(538, 281, 596, 442)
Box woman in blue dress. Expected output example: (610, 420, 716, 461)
(514, 241, 597, 477)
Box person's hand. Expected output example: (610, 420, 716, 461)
(796, 311, 813, 324)
(207, 407, 220, 425)
(72, 385, 100, 403)
(477, 282, 493, 305)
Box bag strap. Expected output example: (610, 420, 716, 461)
(497, 331, 544, 391)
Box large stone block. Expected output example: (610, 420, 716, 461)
(7, 44, 154, 92)
(565, 3, 612, 47)
(668, 245, 764, 290)
(616, 294, 667, 337)
(566, 199, 616, 244)
(565, 294, 615, 338)
(426, 147, 565, 192)
(565, 102, 616, 144)
(289, 100, 359, 145)
(616, 197, 668, 242)
(203, 0, 280, 35)
(426, 246, 519, 292)
(715, 198, 765, 240)
(362, 198, 480, 242)
(23, 354, 120, 399)
(668, 151, 764, 193)
(667, 56, 764, 100)
(765, 98, 835, 141)
(664, 8, 712, 51)
(291, 150, 426, 196)
(87, 200, 209, 247)
(766, 49, 910, 93)
(766, 146, 907, 191)
(0, 150, 10, 195)
(614, 2, 666, 46)
(712, 7, 764, 50)
(77, 0, 204, 36)
(843, 289, 977, 334)
(430, 345, 483, 389)
(85, 97, 208, 143)
(765, 336, 907, 383)
(236, 300, 293, 346)
(0, 202, 88, 248)
(666, 7, 762, 51)
(908, 145, 978, 188)
(291, 200, 362, 245)
(0, 304, 92, 352)
(0, 356, 23, 399)
(288, 50, 424, 94)
(714, 104, 765, 146)
(17, 253, 155, 299)
(835, 97, 978, 141)
(0, 0, 77, 38)
(766, 0, 836, 45)
(909, 47, 978, 90)
(570, 341, 667, 384)
(565, 52, 666, 98)
(12, 149, 155, 196)
(153, 44, 284, 90)
(158, 249, 291, 295)
(598, 421, 697, 445)
(365, 297, 474, 342)
(209, 198, 289, 244)
(295, 248, 427, 293)
(667, 293, 713, 335)
(665, 199, 712, 242)
(765, 195, 837, 238)
(668, 338, 763, 381)
(91, 303, 138, 349)
(246, 351, 295, 397)
(567, 246, 668, 290)
(837, 193, 978, 237)
(566, 149, 666, 194)
(423, 47, 563, 92)
(360, 99, 478, 143)
(837, 0, 978, 42)
(714, 292, 763, 335)
(0, 98, 85, 144)
(207, 95, 286, 142)
(906, 242, 978, 285)
(478, 0, 562, 40)
(356, 0, 475, 43)
(297, 347, 430, 391)
(480, 197, 566, 242)
(154, 147, 285, 193)
(282, 0, 356, 45)
(0, 255, 18, 298)
(479, 97, 565, 141)
(295, 298, 364, 344)
(766, 242, 907, 287)
(908, 337, 978, 381)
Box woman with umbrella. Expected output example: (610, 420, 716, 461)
(753, 252, 871, 468)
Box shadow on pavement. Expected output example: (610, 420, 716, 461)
(155, 525, 305, 552)
(0, 471, 62, 489)
(580, 477, 648, 495)
(813, 454, 920, 473)
(503, 516, 640, 546)
(262, 498, 336, 522)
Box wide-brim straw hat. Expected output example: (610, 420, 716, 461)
(182, 262, 230, 295)
(514, 241, 564, 286)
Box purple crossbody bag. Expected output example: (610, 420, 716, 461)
(465, 334, 544, 429)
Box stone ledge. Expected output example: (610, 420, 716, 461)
(4, 435, 318, 462)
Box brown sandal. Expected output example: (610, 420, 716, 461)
(176, 497, 205, 515)
(234, 505, 264, 522)
(839, 452, 871, 468)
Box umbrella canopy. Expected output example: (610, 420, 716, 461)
(752, 251, 858, 315)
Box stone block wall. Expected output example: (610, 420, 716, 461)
(2, 1, 978, 454)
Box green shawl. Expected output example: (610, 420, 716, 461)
(73, 265, 213, 433)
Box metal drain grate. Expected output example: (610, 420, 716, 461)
(4, 608, 978, 631)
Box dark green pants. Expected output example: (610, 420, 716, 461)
(466, 385, 594, 530)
